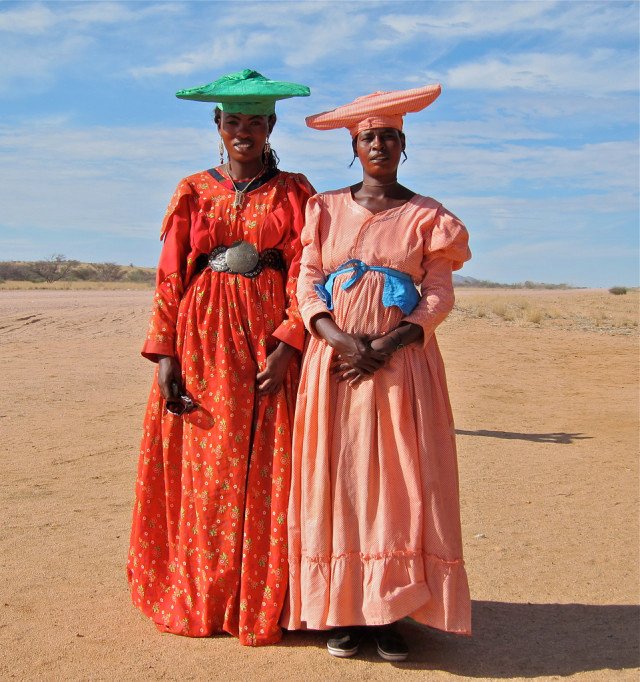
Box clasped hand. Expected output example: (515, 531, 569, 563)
(329, 333, 395, 386)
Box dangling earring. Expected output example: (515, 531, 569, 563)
(218, 138, 225, 165)
(263, 138, 271, 165)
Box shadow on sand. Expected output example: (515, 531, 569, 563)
(455, 429, 592, 444)
(281, 601, 639, 677)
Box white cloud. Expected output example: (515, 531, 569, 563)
(281, 13, 367, 67)
(381, 0, 638, 42)
(381, 1, 551, 39)
(399, 113, 639, 197)
(490, 239, 635, 261)
(62, 1, 182, 26)
(130, 31, 273, 78)
(0, 2, 55, 34)
(0, 120, 218, 240)
(0, 33, 91, 91)
(130, 46, 220, 78)
(446, 50, 638, 94)
(469, 89, 640, 124)
(0, 1, 182, 33)
(129, 4, 367, 78)
(0, 1, 185, 93)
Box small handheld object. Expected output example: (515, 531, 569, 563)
(165, 381, 197, 416)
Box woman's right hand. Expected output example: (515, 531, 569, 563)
(312, 314, 387, 378)
(329, 332, 388, 375)
(157, 355, 183, 400)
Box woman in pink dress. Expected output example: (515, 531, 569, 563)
(284, 85, 472, 660)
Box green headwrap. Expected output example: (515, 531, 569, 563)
(175, 69, 310, 115)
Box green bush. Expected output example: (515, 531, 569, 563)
(609, 286, 628, 295)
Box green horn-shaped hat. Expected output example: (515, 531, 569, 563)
(175, 68, 310, 115)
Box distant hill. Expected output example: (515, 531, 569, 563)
(453, 274, 573, 289)
(1, 258, 573, 290)
(0, 259, 155, 284)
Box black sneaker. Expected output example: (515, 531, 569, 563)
(373, 624, 409, 661)
(326, 627, 363, 658)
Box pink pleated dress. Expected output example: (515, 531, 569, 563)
(284, 188, 472, 635)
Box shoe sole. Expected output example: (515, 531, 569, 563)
(327, 644, 359, 658)
(376, 645, 408, 662)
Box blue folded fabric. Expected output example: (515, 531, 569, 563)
(314, 259, 419, 315)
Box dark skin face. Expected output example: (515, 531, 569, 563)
(216, 111, 276, 179)
(350, 127, 414, 215)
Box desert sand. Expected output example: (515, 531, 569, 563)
(0, 287, 638, 681)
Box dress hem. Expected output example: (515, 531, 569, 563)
(284, 550, 471, 635)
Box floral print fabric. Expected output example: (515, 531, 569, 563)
(128, 169, 313, 645)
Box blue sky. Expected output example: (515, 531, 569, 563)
(0, 0, 638, 287)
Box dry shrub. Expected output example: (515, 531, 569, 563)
(491, 301, 508, 318)
(30, 255, 79, 283)
(453, 287, 639, 335)
(546, 307, 564, 319)
(91, 262, 124, 281)
(615, 318, 638, 329)
(525, 308, 544, 324)
(457, 302, 489, 319)
(592, 310, 609, 327)
(126, 268, 155, 284)
(491, 302, 516, 321)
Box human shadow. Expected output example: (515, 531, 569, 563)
(281, 601, 639, 677)
(455, 429, 592, 444)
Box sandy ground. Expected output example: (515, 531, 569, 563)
(0, 288, 638, 681)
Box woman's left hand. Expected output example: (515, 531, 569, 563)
(330, 336, 391, 386)
(256, 342, 297, 395)
(369, 335, 398, 355)
(331, 324, 423, 386)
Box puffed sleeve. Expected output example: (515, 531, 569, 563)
(296, 194, 335, 339)
(141, 179, 194, 362)
(271, 174, 316, 352)
(403, 204, 471, 349)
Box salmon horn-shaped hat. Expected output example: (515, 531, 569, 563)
(306, 84, 441, 137)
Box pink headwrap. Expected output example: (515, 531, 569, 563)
(305, 84, 441, 137)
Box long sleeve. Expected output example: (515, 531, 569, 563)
(296, 195, 335, 339)
(403, 205, 471, 349)
(141, 180, 194, 362)
(271, 175, 315, 352)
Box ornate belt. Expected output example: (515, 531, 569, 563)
(206, 241, 284, 278)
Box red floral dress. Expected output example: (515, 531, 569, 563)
(127, 168, 313, 645)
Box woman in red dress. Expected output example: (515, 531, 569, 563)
(127, 69, 313, 646)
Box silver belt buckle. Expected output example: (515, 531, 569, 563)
(225, 240, 260, 274)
